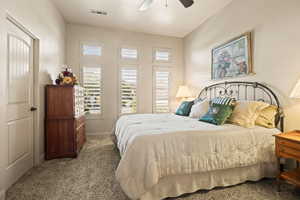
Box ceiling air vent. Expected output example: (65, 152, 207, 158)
(90, 9, 108, 16)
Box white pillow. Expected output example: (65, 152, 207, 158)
(189, 100, 209, 119)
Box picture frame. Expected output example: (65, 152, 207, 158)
(211, 32, 253, 80)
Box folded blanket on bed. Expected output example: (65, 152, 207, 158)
(115, 114, 279, 200)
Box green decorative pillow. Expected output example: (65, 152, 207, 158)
(175, 101, 194, 116)
(199, 103, 234, 125)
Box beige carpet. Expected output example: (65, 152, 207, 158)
(6, 135, 300, 200)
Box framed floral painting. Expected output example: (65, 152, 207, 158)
(211, 32, 253, 80)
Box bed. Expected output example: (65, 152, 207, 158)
(114, 81, 284, 200)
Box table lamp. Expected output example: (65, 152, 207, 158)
(176, 85, 192, 101)
(290, 79, 300, 98)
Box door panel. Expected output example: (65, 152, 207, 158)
(7, 103, 30, 122)
(5, 20, 34, 189)
(8, 118, 31, 165)
(8, 35, 30, 104)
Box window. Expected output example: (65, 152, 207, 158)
(153, 48, 171, 62)
(82, 66, 102, 114)
(153, 68, 171, 113)
(121, 48, 138, 60)
(120, 67, 138, 114)
(82, 45, 102, 56)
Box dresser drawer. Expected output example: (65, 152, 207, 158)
(277, 139, 300, 151)
(277, 140, 300, 161)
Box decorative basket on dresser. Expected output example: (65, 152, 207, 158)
(45, 85, 86, 160)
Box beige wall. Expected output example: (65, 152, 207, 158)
(184, 0, 300, 131)
(66, 24, 184, 133)
(0, 0, 65, 195)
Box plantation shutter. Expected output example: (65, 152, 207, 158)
(154, 48, 171, 62)
(82, 45, 102, 56)
(82, 67, 102, 114)
(153, 69, 170, 113)
(121, 48, 138, 59)
(120, 67, 137, 114)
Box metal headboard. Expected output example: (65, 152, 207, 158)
(196, 81, 284, 131)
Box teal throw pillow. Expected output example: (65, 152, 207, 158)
(199, 103, 234, 125)
(175, 101, 194, 116)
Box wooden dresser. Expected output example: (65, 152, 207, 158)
(45, 85, 86, 160)
(275, 130, 300, 191)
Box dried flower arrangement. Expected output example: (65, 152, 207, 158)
(55, 67, 78, 85)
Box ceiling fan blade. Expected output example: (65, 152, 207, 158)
(179, 0, 194, 8)
(139, 0, 154, 11)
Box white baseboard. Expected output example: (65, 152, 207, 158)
(0, 190, 5, 200)
(34, 153, 44, 166)
(87, 132, 112, 136)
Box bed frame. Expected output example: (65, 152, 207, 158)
(196, 81, 284, 131)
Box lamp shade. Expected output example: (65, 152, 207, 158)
(176, 85, 192, 98)
(290, 80, 300, 98)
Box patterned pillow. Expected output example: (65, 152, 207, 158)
(211, 97, 236, 106)
(199, 103, 234, 125)
(175, 101, 194, 116)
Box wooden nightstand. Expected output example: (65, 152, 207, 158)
(274, 130, 300, 191)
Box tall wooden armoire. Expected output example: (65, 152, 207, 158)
(45, 85, 86, 160)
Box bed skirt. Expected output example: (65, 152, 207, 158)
(140, 163, 277, 200)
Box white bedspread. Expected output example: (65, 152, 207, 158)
(115, 114, 280, 200)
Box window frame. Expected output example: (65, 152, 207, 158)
(119, 46, 139, 63)
(152, 66, 172, 113)
(118, 65, 139, 115)
(80, 42, 103, 57)
(153, 47, 172, 64)
(80, 65, 103, 119)
(79, 41, 104, 119)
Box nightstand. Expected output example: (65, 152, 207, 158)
(274, 130, 300, 191)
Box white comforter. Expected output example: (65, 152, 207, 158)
(115, 114, 280, 200)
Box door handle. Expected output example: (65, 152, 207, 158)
(30, 107, 37, 112)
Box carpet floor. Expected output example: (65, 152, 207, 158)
(6, 135, 300, 200)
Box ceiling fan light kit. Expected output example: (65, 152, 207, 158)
(179, 0, 194, 8)
(139, 0, 194, 11)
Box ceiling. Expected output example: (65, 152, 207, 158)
(51, 0, 232, 38)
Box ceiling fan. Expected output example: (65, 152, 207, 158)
(139, 0, 194, 11)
